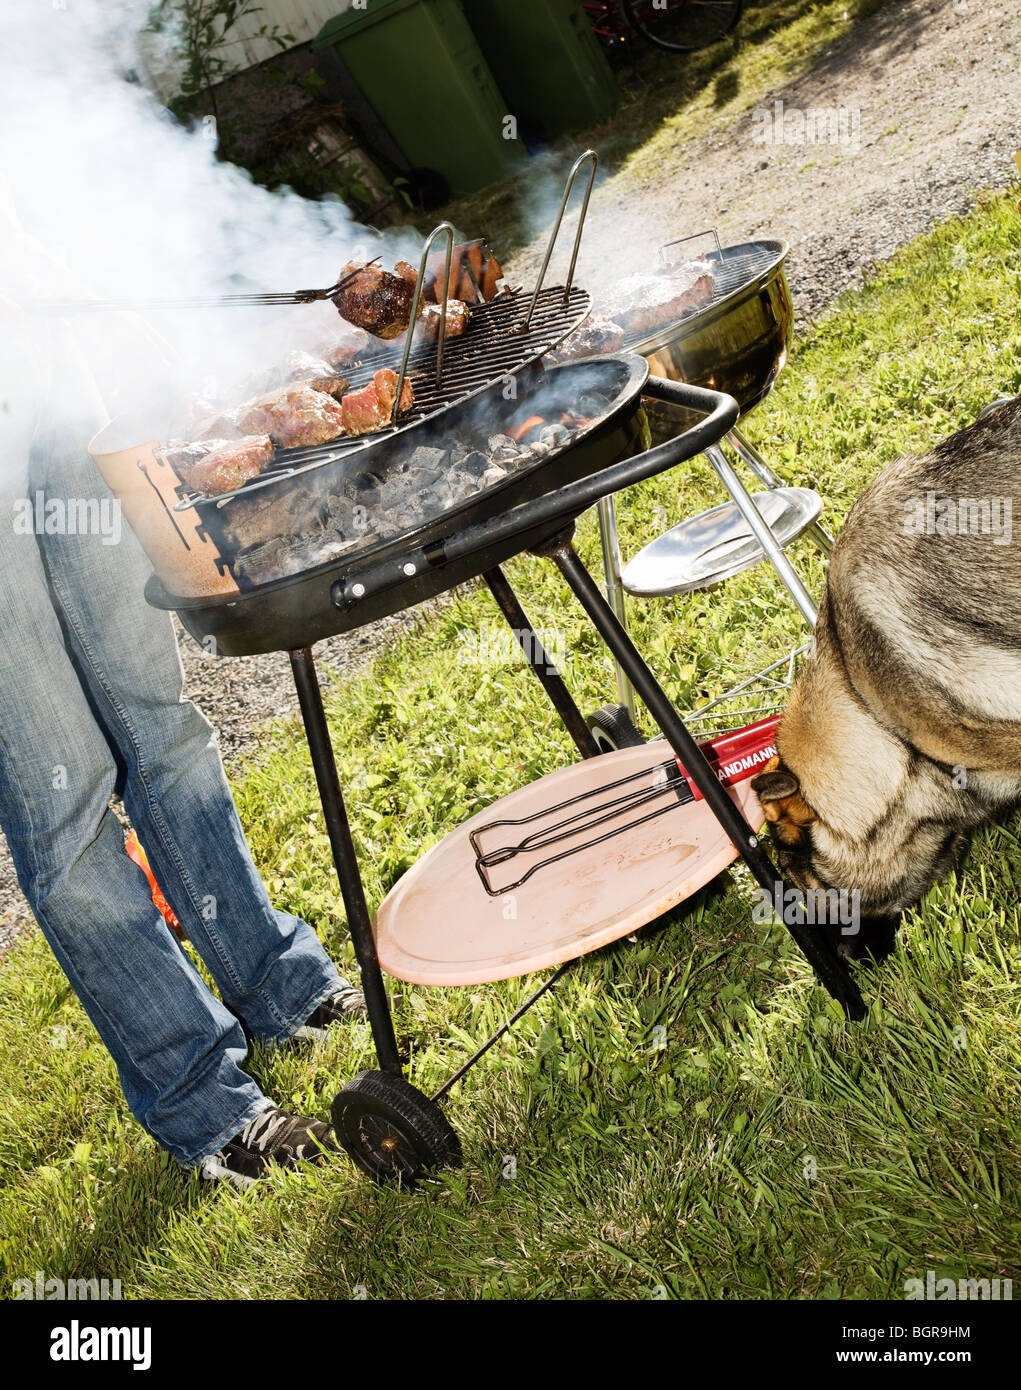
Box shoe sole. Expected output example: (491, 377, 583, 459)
(198, 1157, 262, 1190)
(290, 1023, 328, 1042)
(291, 1009, 367, 1043)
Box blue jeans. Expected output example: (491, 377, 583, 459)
(0, 421, 344, 1165)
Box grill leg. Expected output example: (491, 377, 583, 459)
(705, 442, 818, 627)
(483, 567, 601, 760)
(726, 427, 834, 557)
(289, 647, 402, 1074)
(596, 495, 639, 719)
(431, 962, 571, 1102)
(547, 542, 866, 1022)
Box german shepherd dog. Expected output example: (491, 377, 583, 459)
(751, 396, 1021, 960)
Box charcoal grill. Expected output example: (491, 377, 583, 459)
(137, 356, 649, 653)
(121, 362, 866, 1184)
(623, 234, 793, 414)
(589, 231, 834, 737)
(90, 153, 602, 601)
(168, 284, 594, 514)
(87, 157, 868, 1184)
(89, 280, 596, 602)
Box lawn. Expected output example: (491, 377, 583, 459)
(1, 190, 1020, 1301)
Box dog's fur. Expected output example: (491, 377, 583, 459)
(751, 396, 1021, 954)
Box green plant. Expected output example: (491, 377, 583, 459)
(147, 1, 294, 142)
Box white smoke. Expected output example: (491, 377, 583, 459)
(0, 1, 648, 461)
(0, 0, 403, 445)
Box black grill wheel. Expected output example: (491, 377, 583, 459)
(587, 704, 646, 754)
(331, 1070, 461, 1186)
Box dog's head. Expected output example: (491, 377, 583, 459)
(750, 754, 963, 961)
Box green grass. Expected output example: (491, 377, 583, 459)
(2, 191, 1021, 1301)
(421, 0, 894, 255)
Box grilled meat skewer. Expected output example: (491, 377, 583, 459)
(333, 260, 424, 340)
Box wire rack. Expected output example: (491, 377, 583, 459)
(166, 150, 603, 512)
(681, 642, 807, 739)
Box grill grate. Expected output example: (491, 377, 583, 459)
(171, 284, 591, 510)
(622, 239, 785, 355)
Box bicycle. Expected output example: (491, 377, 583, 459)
(583, 0, 744, 55)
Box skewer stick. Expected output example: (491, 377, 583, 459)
(26, 259, 381, 315)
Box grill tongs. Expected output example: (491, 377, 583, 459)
(25, 259, 381, 314)
(471, 757, 692, 896)
(470, 716, 780, 896)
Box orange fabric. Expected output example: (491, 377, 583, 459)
(125, 831, 183, 937)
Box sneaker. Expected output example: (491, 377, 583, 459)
(292, 983, 367, 1040)
(199, 1106, 340, 1189)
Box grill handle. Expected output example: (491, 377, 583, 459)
(332, 378, 738, 610)
(522, 149, 598, 329)
(392, 222, 455, 418)
(659, 228, 722, 266)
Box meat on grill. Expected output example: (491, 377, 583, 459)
(341, 368, 415, 436)
(185, 435, 276, 497)
(415, 299, 471, 343)
(374, 367, 414, 416)
(164, 439, 228, 483)
(239, 383, 347, 449)
(603, 260, 715, 335)
(194, 408, 244, 441)
(426, 239, 504, 306)
(282, 350, 349, 399)
(333, 260, 424, 340)
(479, 250, 504, 302)
(317, 328, 371, 368)
(552, 316, 626, 362)
(340, 385, 384, 437)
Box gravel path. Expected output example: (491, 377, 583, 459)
(508, 0, 1020, 328)
(2, 0, 1018, 952)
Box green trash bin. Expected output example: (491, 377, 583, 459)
(462, 0, 619, 142)
(312, 0, 525, 197)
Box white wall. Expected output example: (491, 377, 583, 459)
(141, 0, 358, 100)
(222, 0, 357, 69)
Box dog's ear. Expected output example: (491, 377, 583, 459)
(752, 756, 817, 846)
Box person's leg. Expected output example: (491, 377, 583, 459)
(34, 435, 350, 1044)
(0, 447, 270, 1166)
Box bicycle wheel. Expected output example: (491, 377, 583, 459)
(623, 0, 743, 52)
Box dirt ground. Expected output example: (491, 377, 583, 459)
(509, 0, 1020, 326)
(2, 0, 1019, 948)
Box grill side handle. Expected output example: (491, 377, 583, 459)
(332, 379, 738, 611)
